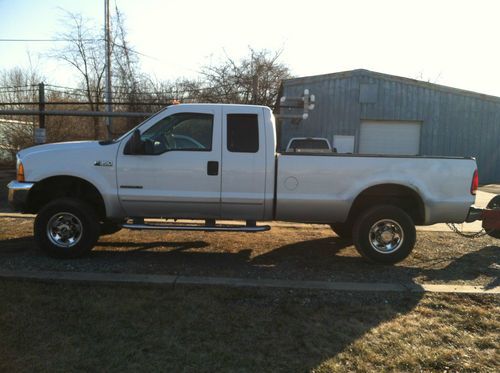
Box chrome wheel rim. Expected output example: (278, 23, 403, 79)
(369, 219, 404, 254)
(46, 212, 83, 248)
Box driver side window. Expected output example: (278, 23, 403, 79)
(141, 112, 214, 155)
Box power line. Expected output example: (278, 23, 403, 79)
(0, 84, 34, 89)
(0, 89, 37, 94)
(110, 41, 158, 60)
(44, 88, 89, 97)
(0, 38, 157, 59)
(0, 38, 98, 42)
(45, 84, 88, 92)
(0, 101, 170, 106)
(1, 82, 255, 99)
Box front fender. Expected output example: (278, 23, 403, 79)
(20, 141, 124, 218)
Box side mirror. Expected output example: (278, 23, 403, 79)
(124, 129, 144, 155)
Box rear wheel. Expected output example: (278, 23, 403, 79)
(34, 198, 100, 258)
(353, 205, 416, 264)
(330, 222, 353, 239)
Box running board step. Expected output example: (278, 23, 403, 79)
(122, 223, 271, 233)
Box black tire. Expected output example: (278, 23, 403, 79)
(352, 205, 416, 264)
(34, 197, 100, 258)
(330, 222, 353, 239)
(99, 221, 123, 236)
(486, 196, 500, 239)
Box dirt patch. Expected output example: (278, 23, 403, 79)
(1, 218, 498, 287)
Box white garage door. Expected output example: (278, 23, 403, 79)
(359, 120, 421, 155)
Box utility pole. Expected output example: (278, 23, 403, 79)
(252, 74, 258, 104)
(104, 0, 112, 139)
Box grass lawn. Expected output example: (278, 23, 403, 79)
(0, 280, 498, 372)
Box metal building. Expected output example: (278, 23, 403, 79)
(278, 69, 500, 184)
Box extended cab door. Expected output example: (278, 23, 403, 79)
(221, 107, 267, 219)
(116, 106, 222, 218)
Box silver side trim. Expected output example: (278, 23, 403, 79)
(122, 223, 271, 232)
(7, 180, 35, 191)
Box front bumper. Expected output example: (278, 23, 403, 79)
(7, 180, 34, 212)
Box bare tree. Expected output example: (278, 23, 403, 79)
(50, 11, 107, 139)
(0, 66, 44, 160)
(200, 48, 292, 108)
(46, 10, 291, 139)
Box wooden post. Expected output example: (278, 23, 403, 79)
(36, 82, 46, 144)
(38, 82, 45, 129)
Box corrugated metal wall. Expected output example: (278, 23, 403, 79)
(280, 71, 500, 184)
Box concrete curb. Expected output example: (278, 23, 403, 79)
(0, 270, 498, 294)
(0, 212, 35, 219)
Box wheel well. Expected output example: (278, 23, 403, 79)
(348, 184, 425, 225)
(27, 176, 106, 218)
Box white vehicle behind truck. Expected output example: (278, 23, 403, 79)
(286, 137, 333, 153)
(7, 103, 500, 263)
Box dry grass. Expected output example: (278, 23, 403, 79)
(316, 295, 499, 372)
(0, 217, 499, 371)
(0, 280, 497, 372)
(0, 217, 498, 287)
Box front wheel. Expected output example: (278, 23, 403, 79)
(352, 205, 416, 264)
(34, 198, 100, 258)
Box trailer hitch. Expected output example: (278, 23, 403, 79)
(460, 195, 500, 239)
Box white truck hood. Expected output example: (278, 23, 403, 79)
(18, 140, 121, 183)
(18, 141, 102, 158)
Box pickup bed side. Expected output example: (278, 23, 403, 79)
(275, 153, 476, 225)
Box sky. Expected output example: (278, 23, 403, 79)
(1, 0, 500, 96)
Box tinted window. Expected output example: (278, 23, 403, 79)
(227, 114, 259, 153)
(141, 113, 213, 154)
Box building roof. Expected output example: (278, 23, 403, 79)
(284, 69, 500, 103)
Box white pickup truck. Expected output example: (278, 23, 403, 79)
(8, 103, 496, 263)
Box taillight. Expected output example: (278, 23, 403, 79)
(16, 161, 25, 182)
(471, 169, 478, 195)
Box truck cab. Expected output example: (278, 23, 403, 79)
(116, 104, 276, 221)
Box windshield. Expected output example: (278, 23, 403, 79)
(140, 112, 214, 154)
(112, 106, 170, 143)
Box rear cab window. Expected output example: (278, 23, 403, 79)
(227, 114, 259, 153)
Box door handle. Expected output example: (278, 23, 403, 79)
(207, 161, 219, 176)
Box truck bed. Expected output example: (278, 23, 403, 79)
(275, 153, 477, 225)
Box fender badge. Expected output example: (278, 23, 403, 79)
(94, 160, 113, 167)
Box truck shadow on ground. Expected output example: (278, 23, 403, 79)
(0, 235, 498, 288)
(420, 245, 499, 289)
